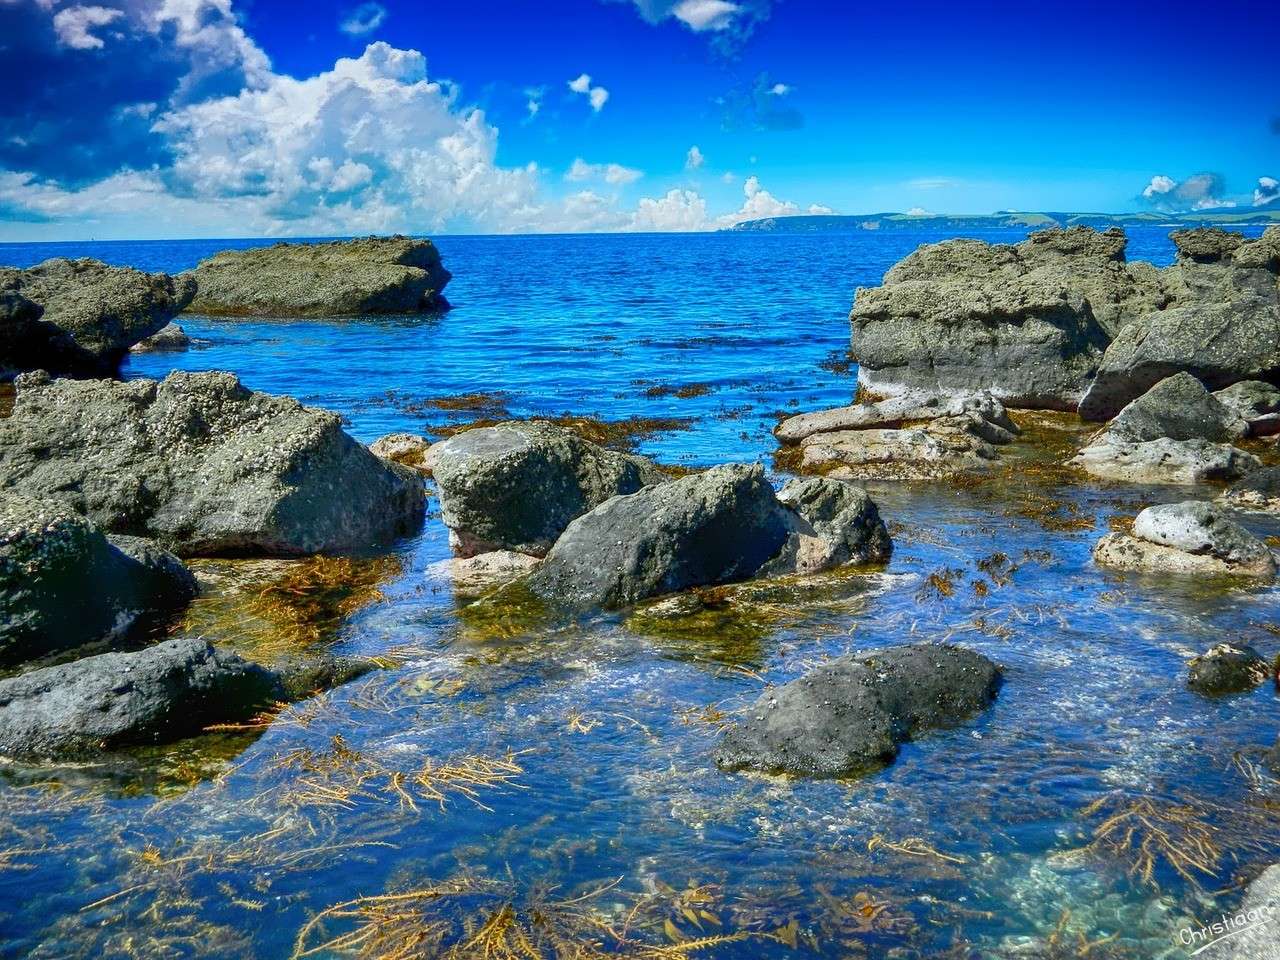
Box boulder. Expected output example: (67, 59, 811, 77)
(1194, 863, 1280, 960)
(0, 638, 280, 758)
(0, 258, 195, 376)
(1187, 643, 1268, 696)
(1220, 466, 1280, 512)
(369, 432, 432, 473)
(186, 236, 451, 317)
(1102, 372, 1246, 444)
(130, 322, 191, 353)
(1168, 226, 1280, 302)
(775, 391, 1016, 444)
(715, 643, 1001, 777)
(0, 496, 196, 668)
(1213, 380, 1280, 436)
(424, 420, 665, 557)
(521, 463, 791, 611)
(427, 550, 541, 598)
(1093, 501, 1276, 578)
(1070, 436, 1259, 485)
(0, 371, 424, 556)
(758, 477, 892, 577)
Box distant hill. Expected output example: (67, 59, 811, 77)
(724, 206, 1280, 233)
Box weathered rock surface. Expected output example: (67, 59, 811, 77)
(1196, 864, 1280, 960)
(1093, 501, 1276, 578)
(775, 391, 1016, 444)
(1102, 372, 1246, 443)
(1220, 465, 1280, 512)
(425, 420, 665, 557)
(0, 496, 196, 668)
(130, 322, 190, 352)
(715, 643, 1001, 777)
(369, 432, 431, 473)
(758, 477, 892, 576)
(0, 371, 424, 556)
(428, 550, 541, 597)
(0, 258, 195, 376)
(1071, 437, 1259, 484)
(0, 638, 279, 758)
(1213, 380, 1280, 436)
(186, 236, 451, 317)
(1187, 643, 1269, 696)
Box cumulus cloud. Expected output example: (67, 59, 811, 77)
(632, 188, 708, 231)
(609, 0, 772, 49)
(339, 2, 387, 37)
(568, 72, 609, 111)
(906, 206, 932, 216)
(685, 145, 704, 169)
(1255, 176, 1279, 206)
(565, 158, 643, 185)
(52, 5, 123, 50)
(1140, 172, 1236, 211)
(807, 203, 833, 215)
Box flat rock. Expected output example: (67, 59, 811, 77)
(775, 391, 1016, 444)
(1071, 437, 1259, 484)
(1187, 643, 1269, 696)
(0, 259, 195, 377)
(758, 476, 892, 577)
(799, 411, 1012, 480)
(0, 371, 424, 556)
(0, 637, 280, 758)
(1093, 501, 1275, 578)
(0, 496, 196, 668)
(369, 432, 431, 473)
(187, 236, 450, 317)
(424, 420, 665, 557)
(715, 643, 1001, 777)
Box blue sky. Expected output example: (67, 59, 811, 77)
(0, 0, 1276, 239)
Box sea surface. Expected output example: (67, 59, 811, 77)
(0, 227, 1277, 959)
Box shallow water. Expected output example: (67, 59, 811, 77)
(1, 228, 1278, 959)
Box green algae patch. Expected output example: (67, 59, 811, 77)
(454, 580, 561, 643)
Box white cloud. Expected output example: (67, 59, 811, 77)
(632, 189, 708, 231)
(565, 158, 643, 185)
(1141, 172, 1232, 211)
(52, 5, 123, 50)
(568, 73, 592, 94)
(340, 2, 387, 36)
(1142, 174, 1176, 198)
(807, 203, 833, 215)
(769, 82, 790, 96)
(685, 145, 704, 169)
(671, 0, 739, 31)
(1255, 176, 1279, 206)
(906, 206, 932, 216)
(568, 72, 609, 112)
(613, 0, 771, 43)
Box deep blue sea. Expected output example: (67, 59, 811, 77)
(1, 227, 1276, 959)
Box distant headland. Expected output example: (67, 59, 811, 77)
(724, 206, 1280, 233)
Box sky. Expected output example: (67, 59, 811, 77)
(0, 0, 1276, 240)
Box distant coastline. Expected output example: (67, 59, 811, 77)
(724, 206, 1280, 233)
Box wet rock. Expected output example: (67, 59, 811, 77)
(130, 322, 190, 352)
(715, 642, 1002, 777)
(775, 391, 1016, 444)
(1093, 501, 1275, 578)
(1187, 643, 1268, 696)
(1071, 436, 1259, 484)
(0, 258, 195, 377)
(521, 463, 790, 611)
(1213, 380, 1280, 437)
(1103, 372, 1247, 444)
(0, 371, 424, 556)
(428, 550, 541, 597)
(1220, 465, 1280, 512)
(187, 236, 451, 316)
(369, 432, 432, 473)
(272, 652, 381, 701)
(424, 420, 665, 557)
(0, 638, 279, 758)
(0, 496, 196, 668)
(758, 477, 892, 576)
(1195, 863, 1280, 960)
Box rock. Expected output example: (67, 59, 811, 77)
(1072, 436, 1259, 485)
(130, 322, 191, 352)
(775, 391, 1017, 444)
(272, 653, 381, 701)
(0, 371, 424, 556)
(1169, 227, 1280, 302)
(0, 258, 195, 376)
(758, 477, 892, 576)
(186, 236, 451, 317)
(0, 496, 196, 668)
(1194, 863, 1280, 960)
(1093, 501, 1276, 578)
(427, 550, 541, 597)
(0, 638, 280, 758)
(1213, 380, 1280, 436)
(521, 463, 791, 611)
(1187, 643, 1268, 696)
(1221, 465, 1280, 512)
(715, 643, 1001, 777)
(424, 420, 665, 557)
(1103, 372, 1247, 444)
(369, 432, 431, 473)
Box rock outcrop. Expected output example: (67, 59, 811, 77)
(0, 371, 424, 556)
(0, 496, 196, 668)
(0, 258, 195, 377)
(425, 420, 665, 557)
(130, 322, 191, 352)
(775, 391, 1016, 444)
(715, 643, 1001, 777)
(186, 236, 451, 317)
(1195, 864, 1280, 960)
(1187, 643, 1268, 696)
(0, 638, 280, 758)
(758, 477, 892, 576)
(1213, 380, 1280, 437)
(369, 432, 432, 473)
(1093, 501, 1276, 578)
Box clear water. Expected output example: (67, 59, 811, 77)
(1, 228, 1277, 959)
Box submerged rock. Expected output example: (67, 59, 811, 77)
(0, 258, 195, 377)
(369, 432, 432, 473)
(1093, 501, 1275, 578)
(0, 371, 424, 556)
(0, 496, 196, 668)
(0, 638, 279, 758)
(1187, 643, 1268, 696)
(715, 643, 1001, 777)
(428, 550, 541, 597)
(186, 236, 451, 317)
(130, 321, 190, 352)
(425, 420, 665, 557)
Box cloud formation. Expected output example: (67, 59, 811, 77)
(340, 2, 388, 37)
(52, 5, 123, 50)
(568, 72, 609, 111)
(1255, 176, 1279, 206)
(1141, 172, 1235, 211)
(565, 158, 643, 185)
(685, 145, 704, 169)
(610, 0, 772, 50)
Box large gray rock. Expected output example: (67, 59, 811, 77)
(849, 227, 1160, 409)
(424, 420, 665, 557)
(1103, 372, 1246, 444)
(775, 391, 1015, 444)
(1093, 501, 1276, 578)
(758, 477, 892, 576)
(0, 638, 280, 758)
(1194, 864, 1280, 960)
(0, 496, 196, 668)
(521, 463, 791, 611)
(0, 371, 424, 556)
(1186, 643, 1268, 696)
(1070, 436, 1259, 485)
(1213, 380, 1280, 436)
(186, 236, 450, 317)
(0, 258, 195, 376)
(715, 643, 1001, 777)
